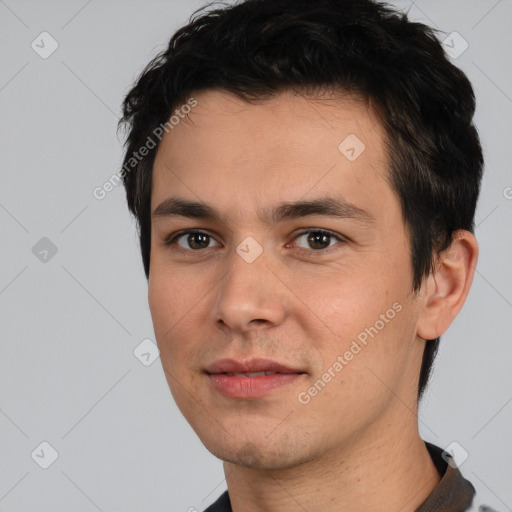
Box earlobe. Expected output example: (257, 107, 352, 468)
(416, 230, 479, 340)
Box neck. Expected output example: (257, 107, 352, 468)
(223, 415, 441, 512)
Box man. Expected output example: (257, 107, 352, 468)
(118, 0, 496, 510)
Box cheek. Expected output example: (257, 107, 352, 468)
(148, 257, 202, 326)
(148, 275, 202, 412)
(302, 303, 415, 425)
(295, 261, 413, 373)
(292, 263, 389, 333)
(148, 266, 198, 361)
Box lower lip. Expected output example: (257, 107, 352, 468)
(207, 373, 304, 398)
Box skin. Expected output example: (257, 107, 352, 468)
(148, 89, 478, 512)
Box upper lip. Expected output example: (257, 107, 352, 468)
(205, 358, 305, 374)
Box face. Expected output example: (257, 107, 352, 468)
(148, 89, 425, 469)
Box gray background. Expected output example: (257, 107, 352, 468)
(1, 0, 511, 511)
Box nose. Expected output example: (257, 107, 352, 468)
(210, 242, 288, 333)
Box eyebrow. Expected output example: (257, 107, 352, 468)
(152, 196, 375, 225)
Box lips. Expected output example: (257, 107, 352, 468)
(224, 371, 279, 377)
(204, 358, 304, 375)
(205, 358, 306, 398)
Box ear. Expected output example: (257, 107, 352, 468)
(416, 230, 479, 340)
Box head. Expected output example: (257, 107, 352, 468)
(119, 0, 483, 468)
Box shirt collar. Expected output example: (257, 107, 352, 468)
(415, 441, 476, 512)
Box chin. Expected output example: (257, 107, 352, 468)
(200, 431, 317, 470)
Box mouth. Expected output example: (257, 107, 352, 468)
(205, 358, 307, 398)
(222, 371, 291, 377)
(205, 358, 305, 374)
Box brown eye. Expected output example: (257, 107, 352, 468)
(307, 231, 331, 250)
(167, 230, 220, 251)
(183, 232, 210, 250)
(292, 229, 346, 252)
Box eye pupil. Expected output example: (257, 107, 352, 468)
(188, 233, 209, 249)
(308, 232, 330, 250)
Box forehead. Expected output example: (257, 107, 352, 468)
(163, 88, 384, 152)
(151, 88, 393, 224)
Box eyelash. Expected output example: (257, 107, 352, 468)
(164, 228, 347, 255)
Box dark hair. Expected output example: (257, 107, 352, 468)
(118, 0, 484, 402)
